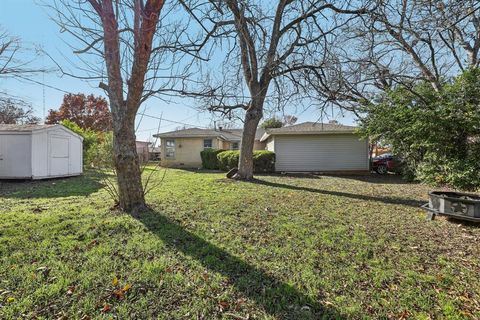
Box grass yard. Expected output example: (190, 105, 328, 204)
(1, 169, 479, 319)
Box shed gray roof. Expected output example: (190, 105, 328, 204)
(0, 124, 57, 132)
(154, 127, 265, 141)
(260, 122, 357, 141)
(0, 124, 84, 140)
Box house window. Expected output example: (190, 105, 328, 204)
(231, 142, 239, 150)
(165, 139, 175, 159)
(203, 139, 213, 149)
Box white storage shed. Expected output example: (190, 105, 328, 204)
(0, 124, 83, 179)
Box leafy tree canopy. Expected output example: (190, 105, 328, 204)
(46, 93, 112, 132)
(359, 68, 480, 190)
(260, 118, 283, 129)
(260, 115, 297, 129)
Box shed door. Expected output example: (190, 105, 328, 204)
(0, 134, 31, 178)
(49, 135, 70, 176)
(274, 134, 368, 172)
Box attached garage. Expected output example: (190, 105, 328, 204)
(0, 124, 83, 179)
(261, 122, 369, 172)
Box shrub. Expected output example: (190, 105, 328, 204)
(359, 68, 480, 190)
(62, 119, 114, 168)
(87, 131, 114, 169)
(200, 149, 225, 169)
(217, 150, 240, 171)
(216, 150, 275, 173)
(253, 150, 275, 172)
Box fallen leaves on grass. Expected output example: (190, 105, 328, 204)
(86, 239, 99, 249)
(66, 286, 75, 296)
(218, 301, 230, 312)
(101, 303, 111, 313)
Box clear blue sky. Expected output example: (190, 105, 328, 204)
(0, 0, 357, 143)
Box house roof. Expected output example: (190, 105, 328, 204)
(154, 127, 265, 142)
(260, 122, 357, 141)
(0, 124, 57, 132)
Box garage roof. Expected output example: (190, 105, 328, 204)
(260, 122, 357, 141)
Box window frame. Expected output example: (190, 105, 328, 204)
(203, 138, 213, 149)
(231, 142, 239, 150)
(165, 139, 176, 159)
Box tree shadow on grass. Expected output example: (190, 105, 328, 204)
(257, 172, 415, 185)
(139, 210, 345, 319)
(0, 170, 105, 199)
(251, 179, 425, 208)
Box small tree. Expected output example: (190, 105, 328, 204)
(46, 93, 112, 131)
(260, 118, 283, 129)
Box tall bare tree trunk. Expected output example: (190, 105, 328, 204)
(82, 0, 165, 213)
(111, 107, 145, 212)
(236, 104, 263, 180)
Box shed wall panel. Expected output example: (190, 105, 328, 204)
(0, 134, 32, 178)
(31, 131, 48, 178)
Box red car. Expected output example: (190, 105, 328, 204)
(371, 153, 402, 174)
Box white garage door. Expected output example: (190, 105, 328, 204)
(275, 134, 368, 172)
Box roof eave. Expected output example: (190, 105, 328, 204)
(264, 130, 356, 137)
(154, 134, 222, 139)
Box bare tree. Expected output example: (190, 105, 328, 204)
(1, 28, 48, 97)
(47, 0, 196, 213)
(0, 29, 42, 78)
(185, 0, 369, 180)
(0, 30, 21, 77)
(0, 98, 40, 124)
(301, 0, 480, 112)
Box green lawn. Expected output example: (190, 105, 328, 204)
(1, 169, 479, 319)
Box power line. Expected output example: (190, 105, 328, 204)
(137, 112, 209, 129)
(14, 75, 212, 130)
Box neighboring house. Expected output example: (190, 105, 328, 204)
(261, 122, 369, 172)
(0, 124, 83, 179)
(149, 146, 161, 161)
(154, 127, 266, 167)
(135, 141, 150, 163)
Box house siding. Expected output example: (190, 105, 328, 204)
(160, 137, 222, 168)
(254, 140, 266, 150)
(266, 137, 275, 151)
(273, 134, 369, 172)
(160, 136, 266, 167)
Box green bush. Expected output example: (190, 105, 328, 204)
(216, 150, 275, 173)
(87, 132, 114, 169)
(217, 150, 240, 171)
(253, 150, 276, 172)
(200, 149, 225, 169)
(61, 119, 114, 168)
(359, 68, 480, 190)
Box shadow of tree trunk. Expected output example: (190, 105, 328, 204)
(138, 210, 346, 319)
